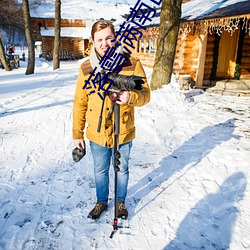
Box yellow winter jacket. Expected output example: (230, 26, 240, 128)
(72, 55, 150, 148)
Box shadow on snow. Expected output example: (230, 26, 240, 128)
(128, 118, 239, 213)
(127, 118, 243, 248)
(164, 172, 247, 249)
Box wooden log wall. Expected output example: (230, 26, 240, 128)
(173, 34, 185, 74)
(32, 18, 86, 29)
(41, 37, 53, 58)
(132, 28, 200, 80)
(203, 34, 216, 82)
(184, 35, 198, 79)
(61, 38, 74, 52)
(173, 34, 199, 80)
(41, 37, 86, 58)
(72, 38, 87, 56)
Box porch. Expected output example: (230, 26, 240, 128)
(205, 79, 250, 97)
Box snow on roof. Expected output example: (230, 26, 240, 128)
(114, 0, 250, 29)
(30, 0, 133, 20)
(182, 0, 250, 21)
(40, 27, 91, 39)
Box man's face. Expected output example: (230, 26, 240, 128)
(93, 27, 116, 57)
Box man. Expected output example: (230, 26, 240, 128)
(72, 20, 150, 220)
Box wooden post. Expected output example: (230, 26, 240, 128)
(144, 38, 146, 54)
(139, 39, 142, 54)
(195, 32, 207, 88)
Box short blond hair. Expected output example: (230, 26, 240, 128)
(91, 20, 116, 40)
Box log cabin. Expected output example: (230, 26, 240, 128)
(31, 18, 92, 60)
(121, 0, 250, 94)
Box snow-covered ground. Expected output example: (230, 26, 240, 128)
(0, 49, 250, 250)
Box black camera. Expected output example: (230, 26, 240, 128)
(101, 70, 144, 91)
(101, 70, 145, 102)
(108, 73, 144, 90)
(72, 146, 86, 162)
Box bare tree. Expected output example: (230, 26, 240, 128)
(0, 37, 11, 71)
(151, 0, 182, 90)
(29, 0, 47, 8)
(53, 0, 61, 70)
(0, 0, 24, 37)
(0, 0, 23, 71)
(22, 0, 35, 75)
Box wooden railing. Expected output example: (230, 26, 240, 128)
(46, 51, 84, 61)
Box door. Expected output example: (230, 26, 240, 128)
(216, 30, 239, 79)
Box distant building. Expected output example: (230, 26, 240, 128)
(31, 18, 93, 60)
(30, 1, 133, 60)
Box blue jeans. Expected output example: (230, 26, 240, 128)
(90, 141, 132, 205)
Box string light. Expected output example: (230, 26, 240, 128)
(179, 16, 250, 37)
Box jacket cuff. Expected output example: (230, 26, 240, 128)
(72, 131, 84, 140)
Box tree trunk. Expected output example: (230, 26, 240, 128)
(0, 37, 11, 71)
(151, 0, 182, 90)
(22, 0, 35, 75)
(53, 0, 61, 70)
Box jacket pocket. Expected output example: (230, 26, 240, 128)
(120, 106, 134, 134)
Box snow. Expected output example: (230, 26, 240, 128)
(40, 27, 92, 39)
(113, 0, 250, 28)
(0, 48, 250, 249)
(30, 0, 133, 20)
(182, 0, 249, 21)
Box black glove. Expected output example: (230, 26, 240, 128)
(72, 146, 86, 162)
